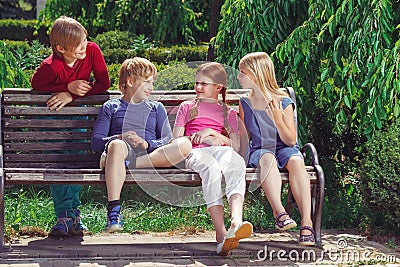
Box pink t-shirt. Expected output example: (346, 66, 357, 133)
(174, 100, 239, 148)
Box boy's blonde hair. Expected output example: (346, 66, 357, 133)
(118, 57, 157, 94)
(50, 16, 88, 58)
(239, 52, 287, 101)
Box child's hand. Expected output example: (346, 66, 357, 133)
(68, 80, 92, 96)
(266, 99, 284, 125)
(191, 128, 213, 144)
(123, 131, 148, 150)
(203, 136, 225, 146)
(46, 92, 73, 111)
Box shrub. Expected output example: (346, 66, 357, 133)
(10, 40, 50, 70)
(154, 62, 196, 91)
(0, 19, 47, 43)
(147, 45, 207, 64)
(92, 30, 137, 50)
(107, 60, 194, 92)
(358, 121, 400, 234)
(0, 19, 36, 41)
(102, 49, 139, 65)
(0, 41, 30, 88)
(102, 45, 207, 65)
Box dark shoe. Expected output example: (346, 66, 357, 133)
(49, 211, 74, 237)
(275, 212, 297, 231)
(72, 209, 88, 235)
(298, 225, 316, 246)
(105, 205, 124, 233)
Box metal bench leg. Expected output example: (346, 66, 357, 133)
(313, 165, 325, 247)
(0, 169, 5, 251)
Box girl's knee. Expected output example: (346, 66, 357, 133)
(287, 156, 305, 169)
(259, 153, 276, 168)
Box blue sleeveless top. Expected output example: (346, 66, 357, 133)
(240, 96, 302, 168)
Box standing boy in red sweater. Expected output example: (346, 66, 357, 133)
(31, 16, 110, 237)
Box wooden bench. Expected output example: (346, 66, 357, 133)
(0, 88, 325, 249)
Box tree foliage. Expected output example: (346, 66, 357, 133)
(214, 0, 308, 67)
(275, 0, 400, 144)
(215, 0, 400, 147)
(37, 0, 210, 44)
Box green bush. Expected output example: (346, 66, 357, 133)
(1, 40, 31, 53)
(92, 30, 137, 50)
(155, 62, 196, 91)
(108, 60, 195, 92)
(358, 121, 400, 234)
(0, 41, 30, 89)
(102, 45, 207, 65)
(10, 40, 51, 70)
(147, 45, 207, 64)
(0, 19, 47, 43)
(102, 49, 139, 65)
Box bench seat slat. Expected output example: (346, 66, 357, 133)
(3, 168, 319, 184)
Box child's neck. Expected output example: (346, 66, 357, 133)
(122, 93, 144, 104)
(62, 55, 78, 67)
(198, 97, 218, 103)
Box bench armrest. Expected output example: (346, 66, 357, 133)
(301, 142, 320, 167)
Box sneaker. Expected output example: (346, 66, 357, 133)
(105, 205, 124, 233)
(216, 221, 253, 256)
(49, 211, 74, 237)
(72, 209, 89, 235)
(99, 151, 107, 169)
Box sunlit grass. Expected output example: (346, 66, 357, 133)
(5, 184, 280, 239)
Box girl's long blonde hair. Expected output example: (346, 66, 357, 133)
(190, 62, 231, 136)
(239, 52, 287, 101)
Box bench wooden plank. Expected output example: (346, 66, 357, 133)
(4, 154, 98, 162)
(3, 106, 101, 116)
(3, 131, 92, 141)
(3, 119, 96, 128)
(3, 142, 92, 151)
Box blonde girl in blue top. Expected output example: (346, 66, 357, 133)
(238, 52, 315, 246)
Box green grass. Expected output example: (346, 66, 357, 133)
(4, 184, 285, 239)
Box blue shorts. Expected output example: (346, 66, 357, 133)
(103, 139, 146, 168)
(248, 146, 303, 169)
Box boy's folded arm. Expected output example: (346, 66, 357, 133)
(31, 65, 68, 93)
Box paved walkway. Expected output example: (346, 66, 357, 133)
(0, 230, 399, 266)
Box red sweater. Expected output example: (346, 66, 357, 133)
(31, 41, 110, 99)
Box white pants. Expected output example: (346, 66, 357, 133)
(185, 146, 246, 208)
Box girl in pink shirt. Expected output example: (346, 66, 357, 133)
(173, 62, 253, 256)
